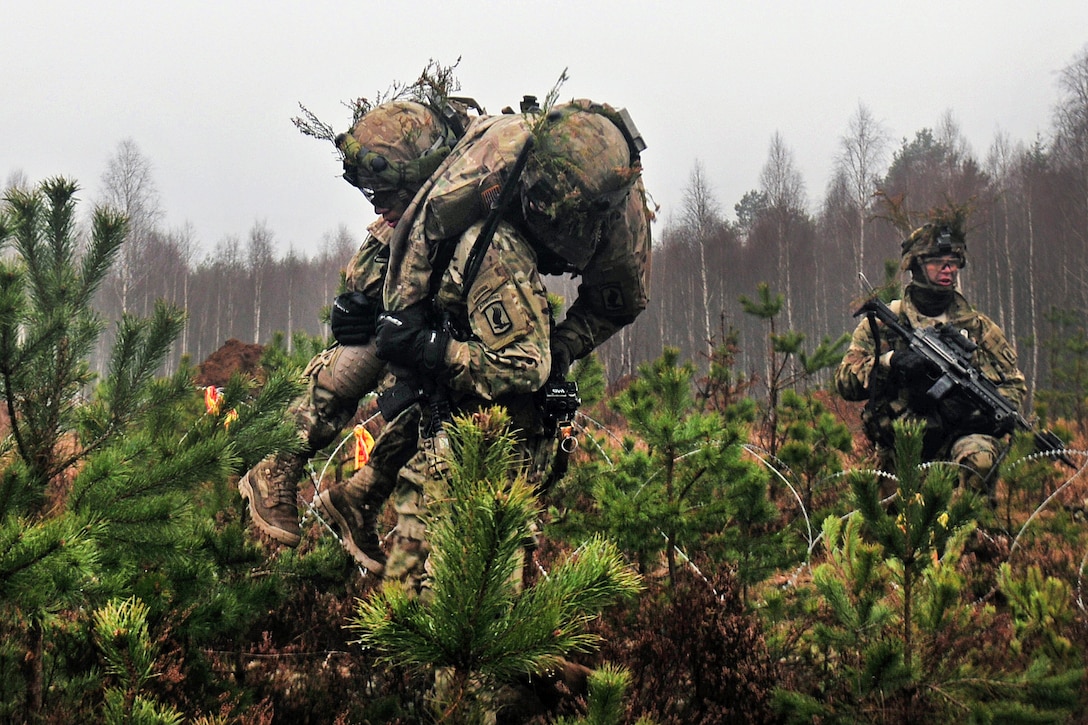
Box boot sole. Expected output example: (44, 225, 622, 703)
(238, 472, 302, 547)
(314, 492, 386, 574)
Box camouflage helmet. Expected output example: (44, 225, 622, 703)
(335, 101, 458, 199)
(518, 100, 642, 270)
(900, 221, 968, 273)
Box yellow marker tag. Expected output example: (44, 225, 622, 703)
(354, 425, 375, 468)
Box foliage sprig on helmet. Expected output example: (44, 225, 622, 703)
(335, 101, 459, 199)
(900, 205, 969, 276)
(291, 59, 480, 200)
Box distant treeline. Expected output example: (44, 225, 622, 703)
(58, 48, 1088, 405)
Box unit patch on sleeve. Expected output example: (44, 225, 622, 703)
(483, 300, 514, 337)
(600, 283, 626, 313)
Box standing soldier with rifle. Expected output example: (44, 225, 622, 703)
(835, 210, 1028, 504)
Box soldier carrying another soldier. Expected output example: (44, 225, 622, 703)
(314, 95, 652, 590)
(238, 87, 653, 592)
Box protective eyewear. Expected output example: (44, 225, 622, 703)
(922, 256, 963, 271)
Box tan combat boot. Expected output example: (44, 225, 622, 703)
(313, 468, 394, 573)
(237, 451, 307, 546)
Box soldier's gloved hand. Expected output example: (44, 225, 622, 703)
(375, 303, 450, 373)
(376, 364, 426, 421)
(992, 412, 1017, 437)
(550, 336, 576, 379)
(937, 394, 976, 427)
(889, 348, 930, 387)
(937, 393, 1010, 437)
(330, 291, 380, 346)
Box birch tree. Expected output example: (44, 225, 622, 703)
(247, 221, 275, 344)
(759, 133, 807, 330)
(835, 103, 889, 282)
(99, 139, 162, 316)
(680, 160, 725, 356)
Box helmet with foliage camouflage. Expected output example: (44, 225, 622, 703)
(900, 217, 968, 287)
(519, 100, 643, 270)
(335, 101, 459, 200)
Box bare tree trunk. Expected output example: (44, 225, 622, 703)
(214, 282, 222, 350)
(1026, 196, 1039, 404)
(780, 216, 794, 331)
(287, 283, 294, 352)
(1001, 187, 1015, 340)
(181, 270, 190, 363)
(253, 281, 262, 344)
(698, 236, 711, 355)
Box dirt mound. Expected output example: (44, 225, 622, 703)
(196, 338, 265, 388)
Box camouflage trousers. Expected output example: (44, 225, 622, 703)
(384, 421, 556, 599)
(877, 432, 1004, 502)
(950, 433, 1004, 501)
(291, 341, 385, 453)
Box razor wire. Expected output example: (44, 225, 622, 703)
(278, 395, 1088, 611)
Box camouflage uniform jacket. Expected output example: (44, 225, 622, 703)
(344, 216, 395, 300)
(432, 219, 551, 403)
(835, 288, 1027, 455)
(346, 212, 550, 406)
(383, 112, 651, 366)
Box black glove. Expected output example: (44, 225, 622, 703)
(376, 369, 425, 421)
(375, 303, 450, 373)
(939, 394, 1012, 437)
(550, 336, 576, 379)
(937, 394, 976, 427)
(889, 348, 930, 387)
(330, 291, 379, 346)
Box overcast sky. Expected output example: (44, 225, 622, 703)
(3, 2, 1087, 259)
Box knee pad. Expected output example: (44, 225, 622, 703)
(302, 343, 386, 450)
(312, 342, 385, 402)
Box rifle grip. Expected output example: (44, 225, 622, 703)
(926, 374, 955, 400)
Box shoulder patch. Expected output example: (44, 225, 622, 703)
(483, 300, 514, 337)
(599, 283, 626, 313)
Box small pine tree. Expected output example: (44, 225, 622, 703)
(92, 597, 184, 725)
(770, 419, 1084, 722)
(1034, 306, 1088, 432)
(350, 408, 641, 723)
(563, 347, 783, 596)
(0, 178, 302, 721)
(740, 282, 848, 459)
(551, 664, 655, 725)
(696, 317, 754, 414)
(775, 388, 853, 525)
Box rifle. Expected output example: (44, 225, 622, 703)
(855, 295, 1077, 470)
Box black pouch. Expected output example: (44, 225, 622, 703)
(377, 380, 424, 421)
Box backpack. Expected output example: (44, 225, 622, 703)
(422, 100, 645, 269)
(384, 100, 649, 313)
